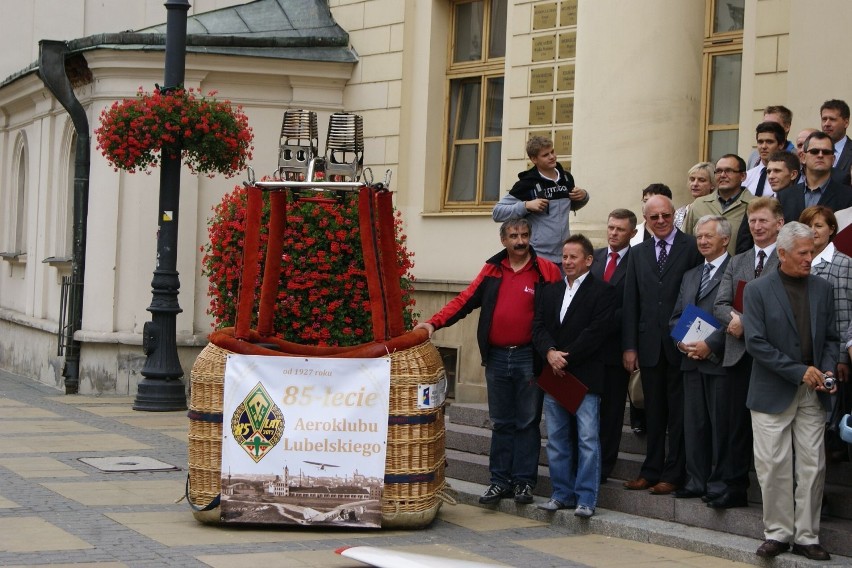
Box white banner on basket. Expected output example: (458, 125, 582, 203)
(220, 355, 391, 528)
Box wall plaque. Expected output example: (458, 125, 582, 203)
(529, 67, 554, 94)
(532, 34, 557, 62)
(529, 99, 554, 126)
(533, 3, 558, 30)
(558, 31, 577, 59)
(560, 0, 578, 27)
(529, 129, 552, 141)
(557, 64, 575, 91)
(555, 97, 574, 124)
(554, 129, 573, 155)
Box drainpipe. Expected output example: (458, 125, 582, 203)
(37, 40, 89, 394)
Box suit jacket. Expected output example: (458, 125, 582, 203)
(811, 248, 852, 365)
(713, 248, 779, 366)
(532, 273, 616, 394)
(591, 246, 630, 366)
(669, 256, 730, 374)
(743, 270, 838, 414)
(623, 230, 704, 367)
(777, 178, 852, 223)
(831, 135, 852, 186)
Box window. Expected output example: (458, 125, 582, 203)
(11, 134, 28, 255)
(699, 0, 744, 161)
(443, 0, 507, 209)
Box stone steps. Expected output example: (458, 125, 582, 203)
(444, 401, 852, 558)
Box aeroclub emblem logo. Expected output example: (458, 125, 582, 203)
(231, 382, 284, 463)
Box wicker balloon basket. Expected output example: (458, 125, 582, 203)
(190, 173, 448, 529)
(186, 329, 448, 529)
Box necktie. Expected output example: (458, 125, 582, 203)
(755, 167, 767, 197)
(697, 263, 713, 299)
(755, 250, 766, 278)
(603, 251, 618, 282)
(657, 240, 668, 272)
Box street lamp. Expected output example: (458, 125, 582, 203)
(133, 0, 191, 411)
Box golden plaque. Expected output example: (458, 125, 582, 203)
(554, 129, 573, 155)
(557, 64, 575, 91)
(559, 31, 577, 59)
(555, 97, 574, 124)
(561, 0, 578, 27)
(533, 3, 558, 30)
(532, 34, 557, 62)
(530, 67, 554, 94)
(529, 99, 554, 126)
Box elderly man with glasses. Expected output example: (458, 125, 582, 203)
(683, 154, 756, 255)
(778, 131, 852, 225)
(622, 195, 703, 495)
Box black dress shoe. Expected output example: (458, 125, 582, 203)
(673, 489, 703, 499)
(707, 493, 748, 509)
(792, 543, 830, 561)
(700, 492, 722, 503)
(756, 539, 789, 558)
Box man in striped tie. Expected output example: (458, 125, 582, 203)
(668, 215, 731, 501)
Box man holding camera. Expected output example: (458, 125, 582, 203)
(743, 222, 839, 561)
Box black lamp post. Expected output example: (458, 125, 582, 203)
(133, 0, 191, 411)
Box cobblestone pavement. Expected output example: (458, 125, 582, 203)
(0, 369, 761, 567)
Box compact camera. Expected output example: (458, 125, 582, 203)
(823, 374, 836, 390)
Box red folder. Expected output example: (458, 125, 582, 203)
(733, 280, 747, 313)
(537, 365, 588, 414)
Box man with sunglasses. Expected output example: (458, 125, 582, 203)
(683, 154, 755, 256)
(622, 195, 703, 495)
(777, 131, 852, 225)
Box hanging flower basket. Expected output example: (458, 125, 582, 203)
(95, 87, 254, 177)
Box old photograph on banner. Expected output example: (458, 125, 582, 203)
(220, 355, 391, 528)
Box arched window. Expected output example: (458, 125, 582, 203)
(12, 133, 28, 254)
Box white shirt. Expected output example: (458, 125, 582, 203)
(744, 164, 776, 199)
(559, 271, 589, 321)
(813, 242, 835, 267)
(703, 252, 729, 280)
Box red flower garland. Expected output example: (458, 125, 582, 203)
(95, 87, 254, 177)
(202, 184, 417, 346)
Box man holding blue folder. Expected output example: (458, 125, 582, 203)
(669, 215, 730, 501)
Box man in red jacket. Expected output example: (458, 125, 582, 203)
(415, 218, 562, 505)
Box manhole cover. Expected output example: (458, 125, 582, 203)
(79, 456, 179, 472)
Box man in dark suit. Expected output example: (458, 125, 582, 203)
(820, 99, 851, 186)
(669, 215, 730, 501)
(622, 195, 703, 494)
(712, 197, 783, 509)
(743, 222, 839, 561)
(590, 208, 637, 482)
(777, 131, 852, 224)
(533, 234, 616, 518)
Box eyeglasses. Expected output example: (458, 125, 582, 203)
(647, 213, 673, 221)
(807, 148, 834, 156)
(714, 168, 741, 175)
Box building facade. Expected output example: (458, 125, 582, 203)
(1, 0, 850, 402)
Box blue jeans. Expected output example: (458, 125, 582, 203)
(544, 392, 601, 509)
(485, 346, 543, 488)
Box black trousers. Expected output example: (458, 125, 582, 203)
(600, 363, 630, 479)
(721, 354, 753, 496)
(638, 346, 685, 486)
